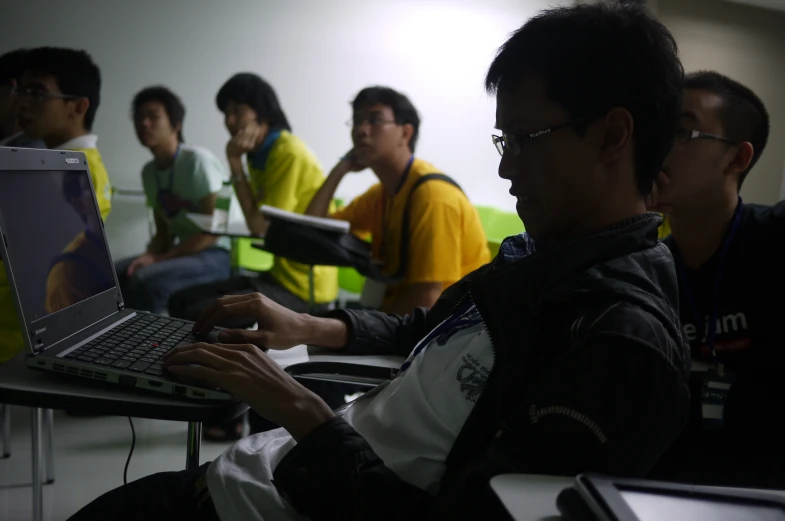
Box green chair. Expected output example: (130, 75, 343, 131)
(474, 205, 524, 258)
(232, 237, 274, 274)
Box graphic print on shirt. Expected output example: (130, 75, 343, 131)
(456, 352, 491, 402)
(682, 310, 752, 360)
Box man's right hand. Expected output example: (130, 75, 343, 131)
(192, 293, 312, 350)
(226, 122, 266, 161)
(127, 253, 158, 276)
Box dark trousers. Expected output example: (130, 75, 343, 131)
(68, 463, 218, 521)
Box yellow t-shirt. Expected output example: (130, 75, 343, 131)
(248, 131, 338, 304)
(332, 158, 491, 309)
(0, 146, 111, 362)
(658, 214, 671, 239)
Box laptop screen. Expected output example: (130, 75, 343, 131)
(0, 169, 115, 324)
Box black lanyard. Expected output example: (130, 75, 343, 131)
(673, 197, 743, 370)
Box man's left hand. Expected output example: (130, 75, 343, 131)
(163, 343, 335, 440)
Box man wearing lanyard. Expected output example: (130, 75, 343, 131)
(306, 86, 491, 315)
(114, 86, 231, 314)
(71, 5, 691, 520)
(647, 71, 784, 487)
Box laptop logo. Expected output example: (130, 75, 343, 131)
(33, 327, 47, 335)
(65, 158, 79, 164)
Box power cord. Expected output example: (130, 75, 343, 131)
(124, 416, 136, 485)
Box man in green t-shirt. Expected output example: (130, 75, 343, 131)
(114, 86, 230, 313)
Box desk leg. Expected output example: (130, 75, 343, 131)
(186, 421, 202, 470)
(1, 404, 9, 458)
(31, 407, 43, 521)
(43, 409, 55, 483)
(308, 265, 315, 313)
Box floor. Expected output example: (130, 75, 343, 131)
(0, 405, 236, 521)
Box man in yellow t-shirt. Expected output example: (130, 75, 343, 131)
(1, 47, 111, 363)
(307, 86, 490, 315)
(168, 73, 337, 323)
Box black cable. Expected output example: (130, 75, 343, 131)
(124, 416, 136, 486)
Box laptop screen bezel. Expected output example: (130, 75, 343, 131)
(0, 147, 125, 355)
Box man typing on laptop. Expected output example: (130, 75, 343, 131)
(69, 4, 690, 520)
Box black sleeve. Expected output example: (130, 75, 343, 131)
(272, 332, 690, 521)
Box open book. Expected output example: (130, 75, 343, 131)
(260, 205, 350, 233)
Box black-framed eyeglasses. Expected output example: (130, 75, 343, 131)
(15, 86, 80, 104)
(675, 127, 739, 146)
(346, 116, 398, 128)
(491, 120, 579, 157)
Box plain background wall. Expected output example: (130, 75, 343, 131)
(657, 0, 785, 204)
(0, 0, 569, 258)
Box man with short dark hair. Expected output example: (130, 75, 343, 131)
(113, 86, 231, 314)
(70, 4, 690, 520)
(17, 47, 111, 219)
(0, 48, 44, 148)
(305, 86, 490, 315)
(647, 71, 785, 488)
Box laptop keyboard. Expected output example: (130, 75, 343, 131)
(64, 314, 198, 377)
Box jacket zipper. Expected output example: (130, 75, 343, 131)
(528, 404, 608, 443)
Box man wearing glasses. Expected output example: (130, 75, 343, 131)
(16, 47, 111, 220)
(306, 86, 490, 315)
(70, 4, 691, 520)
(0, 49, 44, 149)
(647, 72, 785, 488)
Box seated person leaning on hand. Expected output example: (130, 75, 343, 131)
(69, 5, 690, 520)
(114, 86, 231, 314)
(168, 73, 338, 324)
(307, 86, 490, 315)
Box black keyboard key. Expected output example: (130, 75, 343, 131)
(94, 357, 113, 365)
(120, 355, 137, 362)
(103, 353, 119, 361)
(111, 359, 132, 369)
(76, 355, 95, 362)
(85, 349, 104, 357)
(129, 361, 151, 372)
(140, 356, 157, 363)
(145, 367, 164, 376)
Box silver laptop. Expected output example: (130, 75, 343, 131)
(0, 147, 232, 401)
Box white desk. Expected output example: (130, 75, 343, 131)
(269, 345, 405, 386)
(490, 474, 785, 521)
(186, 212, 255, 238)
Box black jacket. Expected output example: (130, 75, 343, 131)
(273, 213, 691, 520)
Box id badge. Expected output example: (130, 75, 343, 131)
(701, 367, 736, 429)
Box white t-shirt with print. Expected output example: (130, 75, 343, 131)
(206, 299, 494, 521)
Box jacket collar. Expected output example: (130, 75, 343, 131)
(57, 133, 98, 150)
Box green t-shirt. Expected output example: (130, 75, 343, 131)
(141, 144, 229, 250)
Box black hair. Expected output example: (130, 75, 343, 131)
(485, 2, 683, 196)
(23, 47, 102, 131)
(684, 71, 770, 188)
(215, 73, 291, 131)
(132, 86, 186, 142)
(0, 49, 28, 86)
(351, 86, 421, 153)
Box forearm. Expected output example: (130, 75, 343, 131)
(299, 314, 350, 350)
(229, 157, 268, 236)
(158, 234, 219, 261)
(381, 283, 443, 316)
(306, 167, 346, 217)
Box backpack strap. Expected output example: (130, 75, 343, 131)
(367, 174, 463, 282)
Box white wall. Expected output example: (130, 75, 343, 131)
(0, 0, 567, 211)
(657, 0, 785, 205)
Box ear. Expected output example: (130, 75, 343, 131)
(72, 97, 90, 122)
(725, 141, 754, 180)
(596, 107, 634, 163)
(401, 123, 414, 149)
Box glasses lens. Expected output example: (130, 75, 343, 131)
(492, 135, 504, 156)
